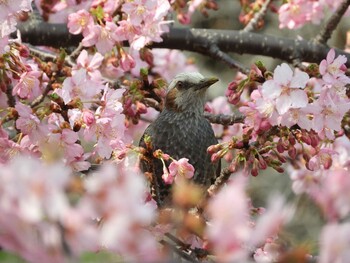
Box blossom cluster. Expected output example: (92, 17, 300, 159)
(278, 0, 350, 29)
(245, 50, 350, 140)
(0, 155, 160, 262)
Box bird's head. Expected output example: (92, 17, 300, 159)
(164, 72, 219, 114)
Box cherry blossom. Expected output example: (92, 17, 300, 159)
(67, 9, 93, 36)
(319, 48, 350, 87)
(12, 68, 42, 100)
(206, 175, 250, 262)
(319, 223, 350, 263)
(122, 0, 157, 26)
(15, 102, 50, 143)
(310, 167, 350, 221)
(80, 161, 160, 262)
(55, 68, 104, 104)
(310, 89, 350, 140)
(278, 0, 323, 29)
(74, 49, 104, 81)
(82, 22, 119, 54)
(169, 158, 195, 181)
(261, 63, 309, 115)
(152, 49, 198, 82)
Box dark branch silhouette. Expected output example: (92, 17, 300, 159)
(15, 16, 350, 68)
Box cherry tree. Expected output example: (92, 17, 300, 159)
(1, 0, 350, 262)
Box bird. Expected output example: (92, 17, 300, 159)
(139, 72, 220, 207)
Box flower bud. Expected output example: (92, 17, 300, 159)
(288, 146, 297, 159)
(288, 134, 296, 145)
(207, 144, 222, 154)
(277, 138, 285, 153)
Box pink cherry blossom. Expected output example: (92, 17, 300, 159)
(287, 165, 324, 195)
(261, 63, 309, 115)
(15, 102, 50, 143)
(83, 87, 126, 159)
(279, 106, 314, 130)
(93, 0, 122, 15)
(307, 148, 337, 171)
(74, 49, 104, 81)
(249, 196, 294, 249)
(0, 0, 32, 23)
(239, 99, 271, 133)
(310, 168, 350, 221)
(0, 34, 9, 54)
(82, 22, 119, 54)
(152, 49, 198, 82)
(80, 161, 160, 262)
(0, 128, 19, 163)
(169, 158, 195, 180)
(278, 0, 323, 29)
(319, 48, 350, 87)
(44, 128, 89, 170)
(319, 223, 350, 263)
(119, 49, 136, 71)
(122, 0, 157, 26)
(254, 240, 281, 263)
(113, 20, 141, 43)
(0, 156, 71, 262)
(206, 175, 250, 262)
(55, 69, 104, 104)
(162, 165, 173, 184)
(310, 89, 350, 140)
(131, 20, 170, 50)
(67, 9, 93, 36)
(12, 69, 42, 99)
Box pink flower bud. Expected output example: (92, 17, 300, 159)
(162, 166, 174, 184)
(288, 146, 297, 159)
(257, 155, 267, 170)
(120, 50, 135, 71)
(177, 13, 191, 24)
(207, 144, 222, 154)
(277, 138, 285, 153)
(82, 110, 95, 126)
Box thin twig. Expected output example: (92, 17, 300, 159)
(203, 112, 245, 125)
(159, 239, 200, 263)
(207, 167, 232, 196)
(30, 81, 53, 108)
(243, 0, 272, 32)
(66, 43, 84, 65)
(164, 233, 211, 261)
(6, 84, 16, 107)
(208, 44, 249, 74)
(28, 44, 57, 61)
(315, 0, 350, 44)
(143, 97, 163, 111)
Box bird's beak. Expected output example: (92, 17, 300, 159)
(195, 77, 219, 90)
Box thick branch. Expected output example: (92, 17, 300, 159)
(15, 20, 350, 67)
(315, 0, 350, 44)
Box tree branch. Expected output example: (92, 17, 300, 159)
(207, 44, 249, 73)
(315, 0, 350, 44)
(30, 81, 53, 108)
(207, 167, 232, 196)
(203, 112, 245, 125)
(15, 19, 350, 67)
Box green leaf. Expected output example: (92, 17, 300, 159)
(0, 251, 26, 263)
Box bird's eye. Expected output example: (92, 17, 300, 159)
(177, 81, 183, 89)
